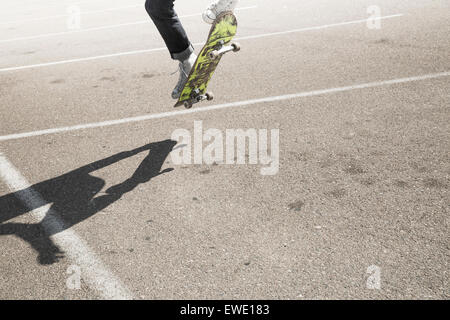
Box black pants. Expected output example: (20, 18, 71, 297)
(145, 0, 194, 61)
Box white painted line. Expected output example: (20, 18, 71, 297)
(0, 14, 402, 73)
(0, 6, 258, 44)
(236, 14, 404, 41)
(0, 153, 134, 300)
(0, 72, 448, 142)
(0, 4, 143, 25)
(0, 0, 101, 12)
(0, 47, 167, 72)
(0, 20, 149, 44)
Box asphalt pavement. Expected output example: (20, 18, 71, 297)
(0, 0, 449, 299)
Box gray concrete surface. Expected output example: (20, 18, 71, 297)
(0, 0, 449, 299)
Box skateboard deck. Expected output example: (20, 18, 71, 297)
(174, 11, 239, 108)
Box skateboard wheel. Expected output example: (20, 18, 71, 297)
(231, 42, 241, 52)
(205, 92, 214, 101)
(184, 101, 193, 109)
(209, 50, 220, 60)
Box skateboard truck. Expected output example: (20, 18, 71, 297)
(183, 89, 214, 109)
(208, 41, 241, 60)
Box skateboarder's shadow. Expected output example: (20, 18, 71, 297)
(0, 139, 177, 265)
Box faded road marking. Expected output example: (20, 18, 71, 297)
(0, 71, 448, 142)
(0, 153, 134, 300)
(0, 14, 402, 73)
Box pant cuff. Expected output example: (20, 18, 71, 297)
(171, 44, 194, 61)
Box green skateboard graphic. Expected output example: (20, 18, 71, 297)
(174, 12, 240, 108)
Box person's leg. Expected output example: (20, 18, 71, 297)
(203, 0, 239, 24)
(145, 0, 241, 99)
(145, 0, 193, 61)
(145, 0, 197, 99)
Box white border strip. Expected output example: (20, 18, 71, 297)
(0, 153, 134, 300)
(0, 71, 448, 142)
(0, 14, 402, 73)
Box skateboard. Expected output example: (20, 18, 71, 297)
(174, 11, 240, 108)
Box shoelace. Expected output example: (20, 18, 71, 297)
(170, 64, 188, 77)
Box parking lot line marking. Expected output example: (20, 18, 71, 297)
(0, 4, 143, 25)
(236, 14, 403, 41)
(0, 153, 135, 300)
(0, 71, 448, 142)
(0, 47, 167, 72)
(0, 6, 258, 43)
(0, 14, 402, 73)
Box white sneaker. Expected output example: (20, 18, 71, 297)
(202, 0, 239, 24)
(172, 52, 197, 99)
